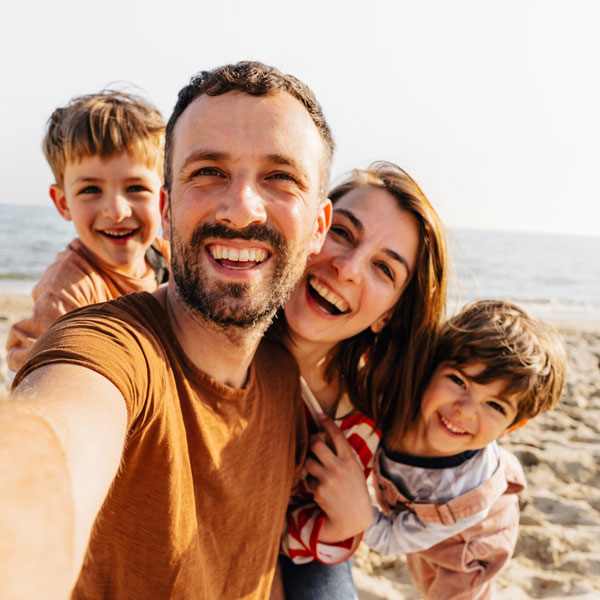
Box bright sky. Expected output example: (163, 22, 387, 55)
(2, 0, 598, 236)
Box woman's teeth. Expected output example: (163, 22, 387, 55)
(308, 276, 349, 314)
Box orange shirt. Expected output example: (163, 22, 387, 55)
(15, 292, 307, 599)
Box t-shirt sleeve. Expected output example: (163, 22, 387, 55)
(13, 305, 164, 431)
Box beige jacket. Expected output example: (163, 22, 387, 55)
(6, 237, 169, 371)
(374, 447, 526, 600)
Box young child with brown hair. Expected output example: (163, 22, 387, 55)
(363, 299, 567, 599)
(7, 90, 169, 373)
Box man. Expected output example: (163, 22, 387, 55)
(0, 62, 333, 600)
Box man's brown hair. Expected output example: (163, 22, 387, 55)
(43, 90, 165, 188)
(164, 61, 334, 194)
(434, 300, 567, 425)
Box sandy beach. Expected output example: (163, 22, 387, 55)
(1, 293, 599, 599)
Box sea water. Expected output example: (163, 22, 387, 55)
(1, 204, 599, 320)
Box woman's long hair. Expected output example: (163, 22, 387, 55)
(323, 161, 449, 440)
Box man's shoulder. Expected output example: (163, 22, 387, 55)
(57, 291, 160, 326)
(255, 337, 299, 377)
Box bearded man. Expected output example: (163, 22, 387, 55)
(0, 61, 333, 600)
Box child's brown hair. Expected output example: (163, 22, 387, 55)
(43, 90, 165, 188)
(433, 300, 567, 425)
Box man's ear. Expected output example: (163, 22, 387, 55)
(307, 199, 332, 255)
(499, 419, 529, 438)
(160, 186, 171, 240)
(49, 185, 71, 221)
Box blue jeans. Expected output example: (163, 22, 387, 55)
(279, 555, 359, 600)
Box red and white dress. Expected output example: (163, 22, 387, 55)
(281, 377, 381, 564)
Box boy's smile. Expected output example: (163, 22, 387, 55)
(399, 362, 519, 457)
(50, 153, 162, 278)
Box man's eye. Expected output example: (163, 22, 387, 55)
(488, 401, 506, 415)
(375, 262, 394, 281)
(330, 225, 352, 242)
(193, 167, 223, 177)
(80, 185, 101, 194)
(268, 172, 297, 183)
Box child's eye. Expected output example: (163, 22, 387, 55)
(488, 401, 506, 415)
(80, 185, 101, 194)
(330, 225, 352, 243)
(127, 184, 148, 193)
(447, 373, 466, 388)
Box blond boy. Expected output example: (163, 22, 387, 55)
(7, 91, 169, 372)
(365, 300, 567, 599)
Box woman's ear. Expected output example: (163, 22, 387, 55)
(499, 419, 529, 438)
(370, 311, 391, 334)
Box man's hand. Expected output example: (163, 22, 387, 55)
(0, 364, 127, 599)
(304, 414, 373, 543)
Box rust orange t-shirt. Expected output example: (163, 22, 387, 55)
(15, 292, 307, 599)
(6, 237, 170, 372)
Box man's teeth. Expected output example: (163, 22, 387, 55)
(441, 415, 467, 434)
(210, 244, 268, 263)
(309, 276, 350, 313)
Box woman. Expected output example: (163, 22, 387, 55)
(271, 161, 449, 599)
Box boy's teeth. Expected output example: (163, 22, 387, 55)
(103, 229, 136, 238)
(308, 276, 349, 313)
(441, 415, 467, 434)
(210, 244, 267, 263)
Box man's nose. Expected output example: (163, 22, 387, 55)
(332, 250, 363, 284)
(102, 193, 132, 221)
(215, 180, 267, 229)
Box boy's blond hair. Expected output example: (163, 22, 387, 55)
(43, 90, 165, 188)
(434, 300, 567, 425)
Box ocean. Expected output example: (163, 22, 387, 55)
(1, 204, 599, 320)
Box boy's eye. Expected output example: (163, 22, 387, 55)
(447, 373, 466, 388)
(80, 185, 101, 194)
(127, 184, 148, 193)
(488, 401, 506, 415)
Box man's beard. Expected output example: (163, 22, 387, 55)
(170, 222, 310, 329)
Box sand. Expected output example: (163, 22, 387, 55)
(1, 293, 599, 599)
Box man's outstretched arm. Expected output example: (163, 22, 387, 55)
(0, 363, 127, 599)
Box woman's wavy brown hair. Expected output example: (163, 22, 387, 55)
(323, 161, 449, 440)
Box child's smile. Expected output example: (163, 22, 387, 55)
(398, 362, 519, 457)
(51, 152, 162, 277)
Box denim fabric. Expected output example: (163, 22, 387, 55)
(279, 555, 359, 600)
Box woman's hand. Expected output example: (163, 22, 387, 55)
(305, 414, 374, 543)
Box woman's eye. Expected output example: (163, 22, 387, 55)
(488, 401, 506, 415)
(330, 225, 352, 242)
(80, 185, 101, 194)
(376, 262, 394, 281)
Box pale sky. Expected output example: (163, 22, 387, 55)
(1, 0, 598, 236)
